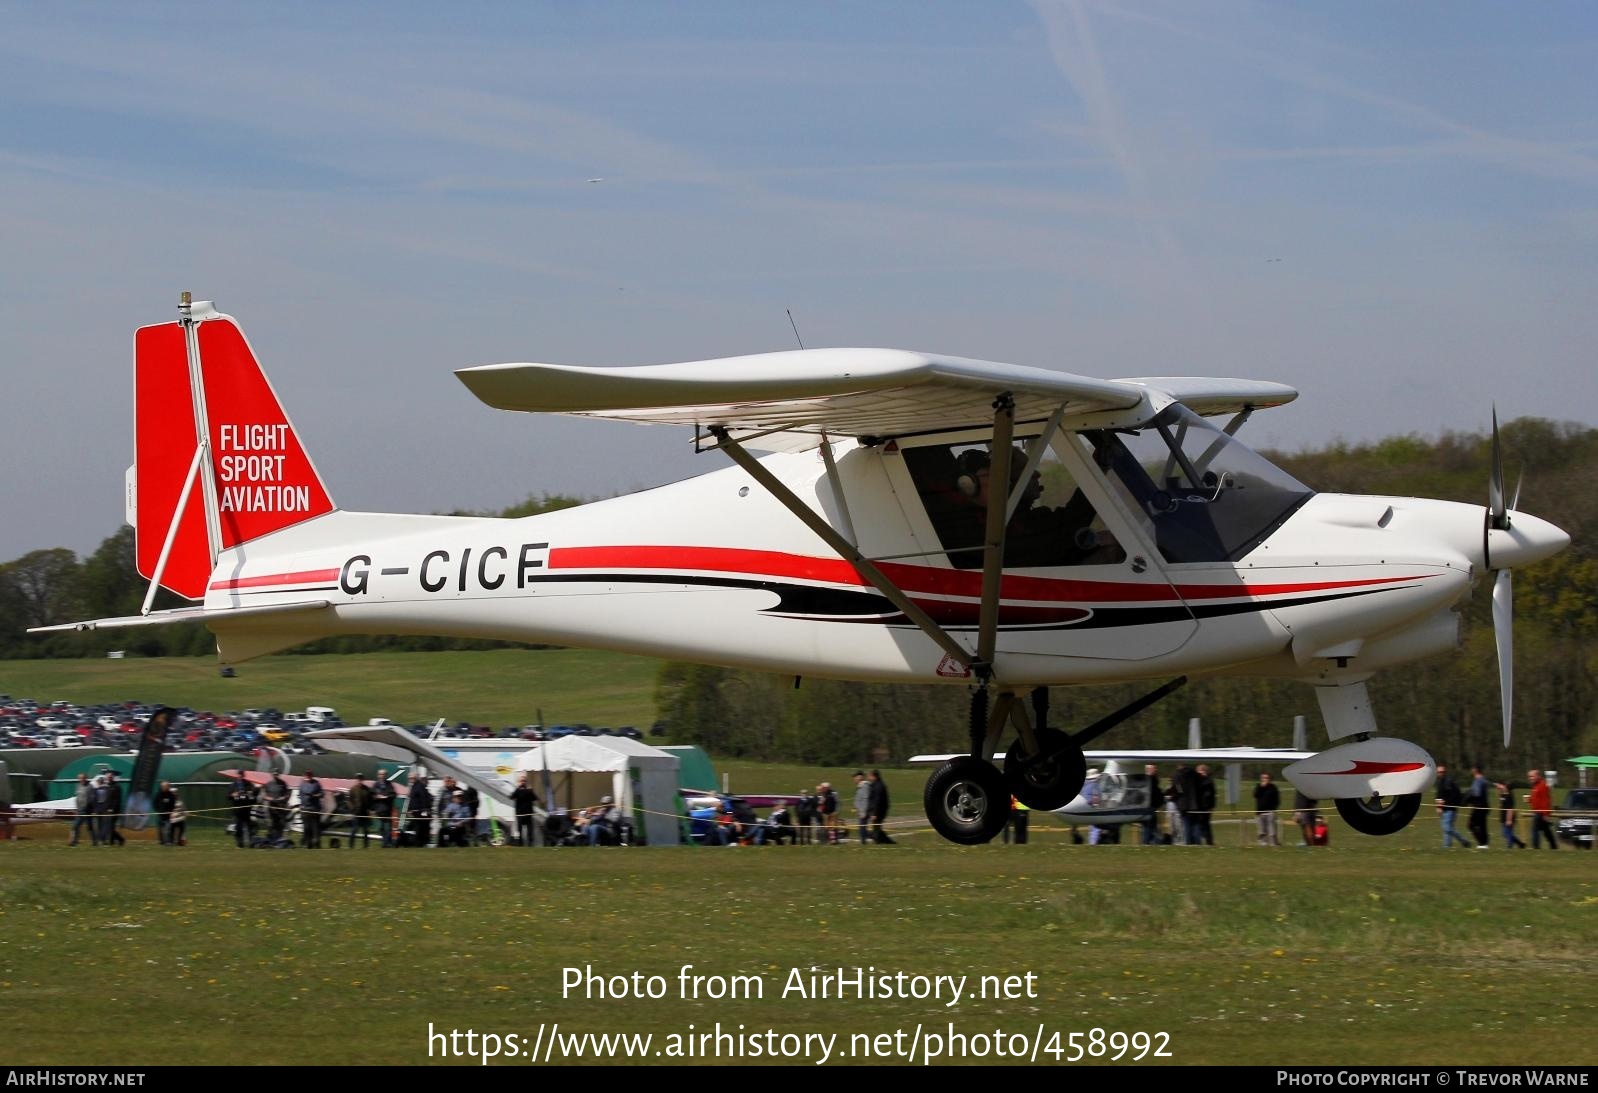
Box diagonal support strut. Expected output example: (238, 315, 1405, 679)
(710, 427, 975, 672)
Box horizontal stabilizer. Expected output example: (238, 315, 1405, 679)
(27, 599, 331, 634)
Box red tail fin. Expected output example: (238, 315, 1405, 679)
(133, 303, 335, 600)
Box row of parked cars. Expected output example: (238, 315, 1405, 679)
(0, 696, 345, 755)
(382, 719, 645, 742)
(0, 695, 654, 756)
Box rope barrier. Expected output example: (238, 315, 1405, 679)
(14, 797, 1594, 847)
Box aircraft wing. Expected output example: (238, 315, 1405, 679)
(458, 350, 1291, 445)
(9, 796, 79, 825)
(221, 770, 411, 797)
(681, 790, 804, 809)
(1114, 377, 1298, 418)
(303, 727, 514, 810)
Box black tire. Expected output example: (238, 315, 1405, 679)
(923, 758, 1010, 845)
(1335, 792, 1422, 836)
(1003, 727, 1087, 811)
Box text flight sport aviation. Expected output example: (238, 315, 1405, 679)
(34, 296, 1570, 844)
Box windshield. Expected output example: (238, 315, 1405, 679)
(1088, 405, 1314, 563)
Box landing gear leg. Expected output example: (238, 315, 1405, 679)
(1000, 689, 1083, 811)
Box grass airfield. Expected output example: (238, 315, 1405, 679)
(4, 819, 1593, 1067)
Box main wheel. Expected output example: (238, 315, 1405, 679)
(1003, 727, 1088, 811)
(1335, 792, 1422, 836)
(924, 758, 1010, 845)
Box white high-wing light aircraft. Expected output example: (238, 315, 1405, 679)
(35, 296, 1570, 844)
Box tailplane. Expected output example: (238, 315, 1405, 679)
(132, 296, 335, 600)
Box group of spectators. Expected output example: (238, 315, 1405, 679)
(685, 773, 896, 847)
(1072, 764, 1323, 847)
(1117, 763, 1230, 846)
(68, 771, 128, 847)
(66, 772, 192, 847)
(1434, 763, 1560, 849)
(223, 769, 631, 849)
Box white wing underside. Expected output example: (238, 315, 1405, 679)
(457, 349, 1296, 449)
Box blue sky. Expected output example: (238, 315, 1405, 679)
(3, 1, 1596, 561)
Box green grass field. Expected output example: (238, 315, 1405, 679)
(5, 651, 1595, 1067)
(3, 823, 1593, 1067)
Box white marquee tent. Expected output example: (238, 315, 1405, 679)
(516, 735, 682, 846)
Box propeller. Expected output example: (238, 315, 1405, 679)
(1493, 568, 1513, 748)
(1484, 408, 1514, 748)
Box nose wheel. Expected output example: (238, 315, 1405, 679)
(1335, 792, 1422, 836)
(924, 758, 1011, 844)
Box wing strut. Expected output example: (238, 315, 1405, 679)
(709, 426, 975, 673)
(974, 394, 1015, 679)
(818, 432, 856, 547)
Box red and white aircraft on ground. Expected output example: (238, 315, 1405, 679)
(35, 296, 1570, 844)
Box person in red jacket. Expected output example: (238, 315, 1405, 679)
(1527, 769, 1559, 850)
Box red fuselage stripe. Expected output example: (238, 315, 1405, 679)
(210, 568, 340, 591)
(549, 545, 1427, 604)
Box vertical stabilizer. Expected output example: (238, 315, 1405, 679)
(133, 299, 335, 601)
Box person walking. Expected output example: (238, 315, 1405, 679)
(1496, 782, 1527, 849)
(1435, 764, 1474, 848)
(1466, 765, 1492, 848)
(868, 769, 895, 845)
(101, 772, 126, 846)
(852, 771, 872, 845)
(70, 773, 99, 846)
(1253, 771, 1281, 846)
(511, 774, 540, 847)
(1527, 769, 1559, 850)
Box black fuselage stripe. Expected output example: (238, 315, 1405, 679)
(216, 569, 1405, 632)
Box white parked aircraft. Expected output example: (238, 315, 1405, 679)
(34, 296, 1569, 843)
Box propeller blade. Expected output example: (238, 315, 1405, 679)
(1510, 468, 1523, 514)
(1488, 407, 1507, 530)
(1492, 568, 1513, 748)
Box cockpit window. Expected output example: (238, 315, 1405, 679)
(1087, 405, 1313, 563)
(902, 440, 1125, 570)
